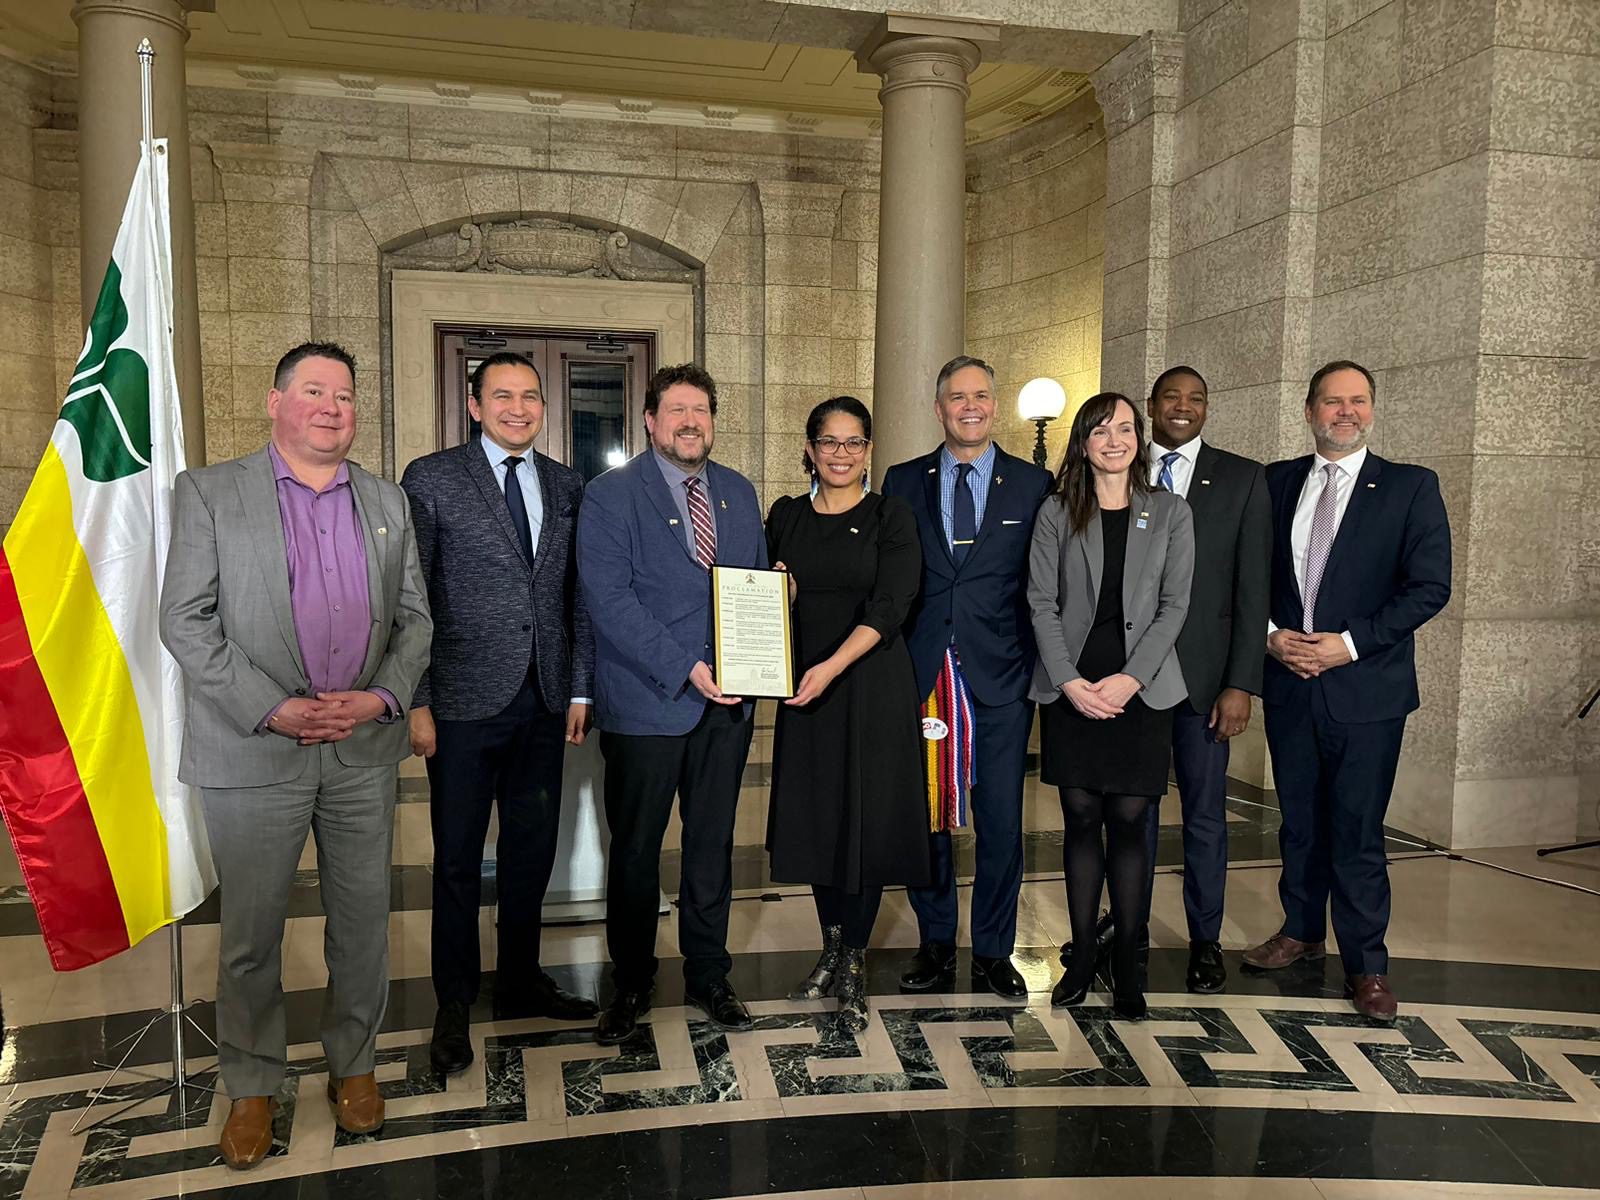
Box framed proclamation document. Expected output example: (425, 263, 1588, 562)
(710, 566, 795, 699)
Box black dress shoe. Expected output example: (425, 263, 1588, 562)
(1186, 940, 1227, 994)
(1112, 989, 1147, 1020)
(1050, 973, 1092, 1008)
(595, 988, 652, 1045)
(684, 980, 753, 1031)
(900, 943, 957, 992)
(429, 1001, 473, 1075)
(972, 954, 1027, 999)
(495, 971, 601, 1021)
(1059, 910, 1116, 970)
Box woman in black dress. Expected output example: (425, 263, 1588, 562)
(767, 395, 927, 1031)
(1027, 393, 1194, 1017)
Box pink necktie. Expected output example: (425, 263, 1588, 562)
(1301, 463, 1340, 633)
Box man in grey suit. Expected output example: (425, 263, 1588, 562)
(400, 351, 598, 1079)
(161, 343, 431, 1169)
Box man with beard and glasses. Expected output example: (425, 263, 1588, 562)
(1244, 360, 1451, 1022)
(576, 362, 767, 1044)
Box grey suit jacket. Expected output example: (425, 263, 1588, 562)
(1026, 488, 1194, 711)
(159, 448, 433, 788)
(400, 439, 595, 721)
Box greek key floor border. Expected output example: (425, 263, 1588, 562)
(5, 992, 1600, 1198)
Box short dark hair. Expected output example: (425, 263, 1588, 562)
(1150, 364, 1208, 401)
(273, 341, 356, 391)
(1306, 359, 1376, 407)
(934, 355, 996, 400)
(645, 362, 718, 415)
(470, 351, 541, 400)
(802, 395, 872, 476)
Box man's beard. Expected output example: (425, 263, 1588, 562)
(658, 431, 712, 468)
(1314, 419, 1369, 453)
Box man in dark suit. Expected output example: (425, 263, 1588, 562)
(401, 351, 598, 1077)
(577, 362, 767, 1043)
(882, 355, 1052, 998)
(1137, 365, 1270, 993)
(1244, 360, 1451, 1021)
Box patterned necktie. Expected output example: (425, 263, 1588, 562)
(1300, 462, 1341, 633)
(503, 455, 534, 566)
(1157, 450, 1182, 492)
(685, 475, 716, 570)
(952, 462, 976, 567)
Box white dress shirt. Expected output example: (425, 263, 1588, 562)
(1269, 445, 1366, 661)
(1148, 436, 1203, 499)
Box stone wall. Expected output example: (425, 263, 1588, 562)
(0, 61, 72, 542)
(965, 89, 1106, 469)
(1100, 1, 1600, 847)
(179, 88, 884, 512)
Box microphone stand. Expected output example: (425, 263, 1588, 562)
(1536, 680, 1600, 858)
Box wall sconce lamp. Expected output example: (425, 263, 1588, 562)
(1017, 377, 1067, 469)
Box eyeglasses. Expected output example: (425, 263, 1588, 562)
(812, 436, 870, 456)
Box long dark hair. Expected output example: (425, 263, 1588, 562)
(1051, 391, 1151, 535)
(801, 394, 872, 476)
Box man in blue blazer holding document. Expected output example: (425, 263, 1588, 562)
(577, 362, 766, 1044)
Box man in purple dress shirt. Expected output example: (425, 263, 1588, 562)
(161, 343, 431, 1170)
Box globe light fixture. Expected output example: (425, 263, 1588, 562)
(1017, 377, 1067, 469)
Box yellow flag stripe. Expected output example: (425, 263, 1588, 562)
(8, 445, 170, 944)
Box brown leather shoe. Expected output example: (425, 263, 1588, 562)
(326, 1072, 385, 1134)
(218, 1096, 275, 1169)
(1241, 932, 1326, 970)
(1346, 974, 1398, 1022)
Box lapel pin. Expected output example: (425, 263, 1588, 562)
(927, 467, 937, 474)
(720, 498, 727, 509)
(996, 475, 1003, 484)
(849, 527, 859, 534)
(376, 527, 387, 535)
(669, 518, 680, 526)
(1200, 479, 1211, 486)
(1366, 482, 1376, 488)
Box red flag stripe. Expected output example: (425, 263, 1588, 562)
(0, 547, 130, 970)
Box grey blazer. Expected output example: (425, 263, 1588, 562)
(159, 448, 433, 788)
(1026, 488, 1194, 711)
(400, 439, 595, 721)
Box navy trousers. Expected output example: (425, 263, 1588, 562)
(908, 696, 1032, 958)
(1264, 685, 1405, 977)
(1143, 704, 1231, 943)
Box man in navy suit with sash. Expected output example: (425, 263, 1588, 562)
(577, 363, 767, 1043)
(401, 351, 598, 1078)
(882, 355, 1051, 998)
(1244, 360, 1451, 1021)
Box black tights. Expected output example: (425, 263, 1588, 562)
(1059, 788, 1154, 992)
(813, 884, 883, 950)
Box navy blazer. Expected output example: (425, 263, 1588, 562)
(577, 449, 767, 736)
(401, 439, 594, 722)
(881, 445, 1052, 706)
(1263, 451, 1451, 723)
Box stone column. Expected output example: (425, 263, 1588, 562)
(1092, 32, 1184, 402)
(857, 16, 996, 475)
(72, 0, 209, 461)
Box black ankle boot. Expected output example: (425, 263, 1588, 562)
(835, 946, 869, 1033)
(790, 924, 845, 1000)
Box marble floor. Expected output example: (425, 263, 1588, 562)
(1, 729, 1598, 1199)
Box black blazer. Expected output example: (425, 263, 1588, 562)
(401, 438, 595, 721)
(1263, 451, 1451, 723)
(1174, 442, 1272, 714)
(881, 445, 1052, 706)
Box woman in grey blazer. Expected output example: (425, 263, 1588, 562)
(1027, 392, 1194, 1017)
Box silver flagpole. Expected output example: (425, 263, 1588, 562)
(72, 38, 217, 1135)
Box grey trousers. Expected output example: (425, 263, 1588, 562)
(201, 745, 397, 1098)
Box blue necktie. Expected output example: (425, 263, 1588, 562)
(952, 462, 977, 567)
(1157, 450, 1182, 492)
(503, 456, 534, 566)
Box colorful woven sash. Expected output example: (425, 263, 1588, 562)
(922, 645, 975, 832)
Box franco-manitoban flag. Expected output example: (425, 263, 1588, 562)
(0, 139, 216, 971)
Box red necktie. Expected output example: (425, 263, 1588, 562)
(685, 476, 716, 570)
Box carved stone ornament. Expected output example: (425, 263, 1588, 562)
(391, 218, 696, 283)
